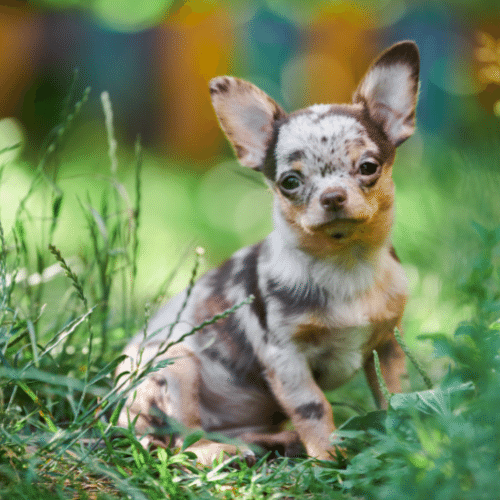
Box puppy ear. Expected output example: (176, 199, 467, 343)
(209, 77, 287, 169)
(353, 41, 420, 147)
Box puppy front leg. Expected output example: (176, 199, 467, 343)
(263, 350, 335, 460)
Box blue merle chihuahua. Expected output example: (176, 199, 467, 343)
(117, 41, 419, 465)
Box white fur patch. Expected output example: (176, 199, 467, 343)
(301, 325, 371, 389)
(361, 64, 413, 107)
(276, 112, 370, 176)
(267, 213, 382, 301)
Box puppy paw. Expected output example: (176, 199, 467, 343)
(185, 439, 256, 467)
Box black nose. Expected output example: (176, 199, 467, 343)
(319, 188, 347, 211)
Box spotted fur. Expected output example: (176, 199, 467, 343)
(117, 41, 420, 464)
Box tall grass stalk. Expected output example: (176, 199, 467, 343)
(372, 350, 391, 405)
(131, 135, 143, 299)
(394, 327, 433, 389)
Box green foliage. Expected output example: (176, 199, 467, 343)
(335, 243, 500, 499)
(459, 222, 500, 321)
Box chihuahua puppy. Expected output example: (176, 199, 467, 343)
(117, 41, 419, 465)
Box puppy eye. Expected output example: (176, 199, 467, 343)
(359, 161, 379, 176)
(280, 173, 302, 192)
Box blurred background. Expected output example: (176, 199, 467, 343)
(1, 0, 500, 362)
(2, 0, 499, 156)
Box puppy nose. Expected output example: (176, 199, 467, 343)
(319, 188, 348, 211)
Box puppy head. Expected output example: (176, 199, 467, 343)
(210, 41, 419, 258)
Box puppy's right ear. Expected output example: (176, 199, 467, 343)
(353, 41, 419, 147)
(209, 77, 287, 170)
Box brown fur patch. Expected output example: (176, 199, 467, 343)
(233, 243, 268, 331)
(195, 295, 233, 327)
(290, 161, 304, 172)
(293, 318, 331, 345)
(165, 343, 204, 428)
(389, 246, 400, 262)
(234, 144, 248, 160)
(194, 294, 242, 359)
(276, 190, 306, 224)
(366, 270, 406, 327)
(195, 294, 241, 358)
(345, 137, 369, 161)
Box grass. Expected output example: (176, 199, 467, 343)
(1, 87, 500, 499)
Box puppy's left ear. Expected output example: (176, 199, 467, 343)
(353, 41, 420, 147)
(209, 76, 287, 170)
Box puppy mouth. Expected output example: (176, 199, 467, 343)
(329, 230, 348, 240)
(325, 226, 353, 240)
(311, 218, 367, 240)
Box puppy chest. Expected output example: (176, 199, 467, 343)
(293, 320, 372, 390)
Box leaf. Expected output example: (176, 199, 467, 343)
(52, 194, 63, 220)
(339, 410, 387, 434)
(15, 220, 27, 253)
(181, 429, 205, 451)
(471, 221, 490, 242)
(331, 429, 367, 441)
(144, 357, 174, 375)
(0, 366, 107, 396)
(0, 143, 21, 156)
(489, 319, 500, 330)
(389, 382, 474, 415)
(90, 206, 109, 241)
(27, 320, 38, 368)
(110, 396, 127, 426)
(88, 354, 128, 385)
(455, 323, 478, 338)
(418, 333, 455, 358)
